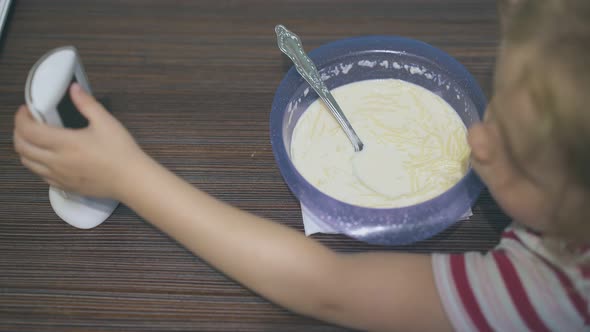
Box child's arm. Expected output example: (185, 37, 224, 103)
(118, 155, 451, 331)
(13, 84, 453, 332)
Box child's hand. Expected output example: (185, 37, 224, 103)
(13, 83, 147, 200)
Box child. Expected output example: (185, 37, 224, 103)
(12, 0, 589, 330)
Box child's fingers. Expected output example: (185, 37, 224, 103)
(14, 105, 36, 131)
(14, 105, 73, 150)
(468, 122, 496, 164)
(20, 156, 53, 179)
(13, 131, 55, 166)
(69, 83, 109, 122)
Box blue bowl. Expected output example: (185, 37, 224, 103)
(270, 36, 487, 245)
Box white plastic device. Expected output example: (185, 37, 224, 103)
(0, 0, 11, 39)
(25, 46, 119, 229)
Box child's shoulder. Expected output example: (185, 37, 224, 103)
(502, 223, 590, 271)
(432, 223, 590, 331)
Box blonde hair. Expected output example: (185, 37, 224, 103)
(504, 0, 590, 189)
(501, 0, 590, 264)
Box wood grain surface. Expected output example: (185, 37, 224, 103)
(0, 1, 508, 331)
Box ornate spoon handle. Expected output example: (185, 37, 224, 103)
(275, 24, 364, 152)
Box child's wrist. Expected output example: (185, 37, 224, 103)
(111, 151, 154, 203)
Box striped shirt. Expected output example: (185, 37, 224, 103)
(433, 224, 590, 331)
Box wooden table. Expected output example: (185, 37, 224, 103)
(0, 1, 509, 330)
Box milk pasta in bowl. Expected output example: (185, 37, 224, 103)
(270, 36, 487, 245)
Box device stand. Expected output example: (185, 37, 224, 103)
(49, 186, 118, 229)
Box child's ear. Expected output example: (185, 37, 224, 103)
(498, 0, 524, 33)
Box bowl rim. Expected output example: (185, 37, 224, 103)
(270, 35, 487, 234)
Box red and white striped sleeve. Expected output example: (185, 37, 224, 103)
(432, 225, 590, 332)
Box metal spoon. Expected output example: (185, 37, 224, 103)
(275, 24, 364, 152)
